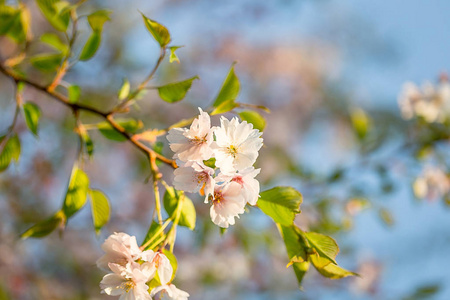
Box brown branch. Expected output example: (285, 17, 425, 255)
(0, 64, 177, 169)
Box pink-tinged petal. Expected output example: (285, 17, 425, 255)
(157, 254, 174, 285)
(100, 273, 125, 296)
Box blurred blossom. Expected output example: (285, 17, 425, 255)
(398, 78, 450, 123)
(413, 166, 450, 201)
(351, 260, 382, 295)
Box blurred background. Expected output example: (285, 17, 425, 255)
(1, 0, 450, 299)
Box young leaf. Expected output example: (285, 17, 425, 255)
(163, 187, 196, 230)
(162, 249, 178, 281)
(68, 85, 81, 103)
(239, 110, 266, 131)
(97, 118, 143, 142)
(311, 257, 358, 279)
(277, 224, 310, 287)
(21, 211, 65, 239)
(350, 108, 370, 140)
(210, 99, 238, 115)
(80, 127, 94, 157)
(87, 10, 111, 32)
(157, 76, 199, 103)
(40, 32, 69, 55)
(0, 134, 20, 172)
(89, 189, 110, 234)
(258, 186, 303, 226)
(62, 167, 90, 219)
(118, 78, 130, 100)
(79, 31, 101, 61)
(30, 53, 63, 71)
(213, 63, 240, 107)
(142, 221, 166, 250)
(0, 6, 27, 43)
(169, 46, 182, 63)
(36, 0, 70, 32)
(304, 232, 339, 265)
(141, 13, 171, 48)
(22, 102, 41, 136)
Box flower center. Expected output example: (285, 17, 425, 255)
(196, 172, 208, 184)
(189, 135, 207, 146)
(120, 280, 135, 292)
(152, 253, 162, 268)
(232, 176, 244, 185)
(212, 191, 224, 204)
(228, 145, 238, 157)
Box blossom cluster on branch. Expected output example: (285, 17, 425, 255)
(167, 108, 263, 228)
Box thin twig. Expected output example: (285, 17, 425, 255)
(0, 64, 177, 168)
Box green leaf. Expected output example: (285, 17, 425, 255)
(0, 134, 20, 172)
(277, 224, 310, 287)
(62, 167, 89, 219)
(40, 32, 69, 55)
(141, 13, 171, 48)
(304, 232, 339, 265)
(36, 0, 70, 32)
(258, 186, 303, 226)
(163, 187, 196, 230)
(118, 78, 130, 100)
(68, 85, 81, 103)
(22, 102, 41, 136)
(203, 157, 216, 169)
(157, 76, 199, 103)
(97, 118, 143, 142)
(311, 258, 358, 279)
(239, 110, 266, 131)
(0, 5, 27, 43)
(350, 108, 371, 140)
(30, 53, 63, 71)
(169, 46, 182, 63)
(79, 31, 101, 61)
(210, 99, 238, 115)
(162, 249, 178, 281)
(379, 207, 394, 227)
(89, 189, 110, 234)
(213, 63, 240, 107)
(21, 211, 64, 239)
(142, 221, 166, 250)
(87, 10, 111, 32)
(80, 128, 94, 157)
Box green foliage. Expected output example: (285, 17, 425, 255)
(97, 118, 143, 142)
(0, 4, 29, 43)
(79, 32, 101, 61)
(169, 46, 182, 63)
(403, 284, 441, 300)
(36, 0, 70, 32)
(68, 85, 81, 103)
(211, 100, 238, 115)
(62, 167, 90, 219)
(164, 187, 196, 230)
(118, 78, 130, 100)
(350, 108, 371, 141)
(80, 128, 94, 157)
(203, 157, 216, 169)
(141, 13, 171, 48)
(30, 53, 63, 71)
(89, 189, 110, 234)
(157, 76, 199, 103)
(142, 221, 166, 250)
(304, 232, 338, 265)
(212, 63, 240, 108)
(277, 224, 310, 287)
(239, 110, 266, 131)
(379, 207, 394, 227)
(0, 134, 20, 172)
(22, 102, 41, 136)
(87, 10, 111, 32)
(40, 33, 69, 55)
(311, 259, 358, 279)
(258, 186, 303, 226)
(21, 211, 64, 239)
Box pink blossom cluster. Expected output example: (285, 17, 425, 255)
(167, 108, 263, 228)
(98, 232, 189, 300)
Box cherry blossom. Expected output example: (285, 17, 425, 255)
(173, 161, 215, 200)
(151, 284, 190, 300)
(413, 166, 450, 201)
(100, 262, 153, 300)
(216, 167, 261, 205)
(209, 182, 246, 228)
(141, 251, 174, 285)
(167, 108, 214, 162)
(97, 232, 142, 271)
(212, 116, 263, 172)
